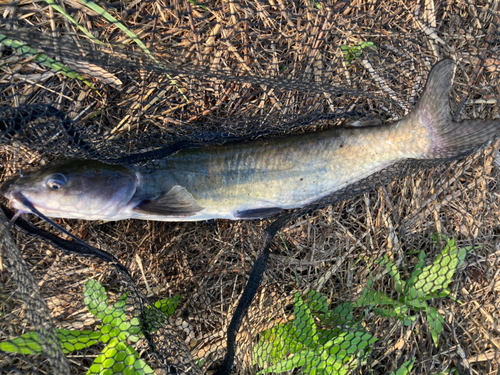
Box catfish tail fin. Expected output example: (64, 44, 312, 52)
(410, 59, 500, 159)
(431, 117, 500, 159)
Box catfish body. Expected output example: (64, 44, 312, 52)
(133, 122, 427, 221)
(2, 60, 500, 222)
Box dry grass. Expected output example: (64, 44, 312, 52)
(1, 0, 500, 374)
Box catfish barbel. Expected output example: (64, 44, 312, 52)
(2, 59, 500, 222)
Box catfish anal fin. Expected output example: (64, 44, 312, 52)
(235, 207, 282, 219)
(134, 186, 203, 216)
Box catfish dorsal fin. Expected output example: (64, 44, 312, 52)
(134, 186, 204, 216)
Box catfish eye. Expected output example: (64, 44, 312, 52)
(46, 173, 67, 190)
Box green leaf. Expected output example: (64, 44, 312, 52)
(77, 0, 187, 102)
(322, 302, 354, 326)
(78, 0, 153, 60)
(43, 0, 105, 45)
(426, 306, 444, 348)
(323, 358, 350, 375)
(430, 289, 453, 299)
(131, 358, 155, 374)
(188, 0, 209, 11)
(254, 290, 378, 374)
(87, 338, 154, 375)
(340, 41, 376, 65)
(253, 323, 302, 367)
(0, 35, 93, 87)
(361, 42, 377, 49)
(372, 306, 413, 325)
(84, 279, 109, 320)
(408, 239, 471, 298)
(108, 315, 127, 329)
(0, 329, 105, 356)
(112, 292, 128, 311)
(377, 256, 404, 294)
(0, 331, 44, 355)
(57, 329, 101, 353)
(432, 233, 448, 242)
(256, 349, 316, 374)
(294, 293, 318, 347)
(127, 317, 142, 341)
(154, 295, 183, 318)
(304, 290, 329, 314)
(325, 329, 377, 373)
(407, 251, 426, 286)
(389, 358, 416, 375)
(303, 355, 329, 374)
(331, 330, 377, 353)
(354, 289, 397, 308)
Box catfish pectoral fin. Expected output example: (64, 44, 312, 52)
(134, 185, 204, 216)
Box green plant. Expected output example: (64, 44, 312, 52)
(0, 279, 182, 375)
(154, 295, 183, 316)
(64, 0, 187, 100)
(5, 0, 188, 99)
(340, 42, 377, 65)
(355, 238, 472, 348)
(253, 290, 377, 374)
(390, 358, 415, 375)
(431, 369, 459, 375)
(43, 0, 106, 45)
(0, 35, 94, 88)
(188, 0, 209, 10)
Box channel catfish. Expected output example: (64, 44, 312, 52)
(2, 59, 500, 222)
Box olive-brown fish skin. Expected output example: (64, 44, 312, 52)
(2, 60, 500, 222)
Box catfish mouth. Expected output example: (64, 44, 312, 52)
(0, 177, 19, 200)
(4, 190, 35, 214)
(0, 179, 31, 214)
(1, 178, 47, 214)
(0, 179, 48, 217)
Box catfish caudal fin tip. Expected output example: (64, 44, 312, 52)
(415, 59, 454, 122)
(431, 117, 500, 159)
(414, 59, 500, 159)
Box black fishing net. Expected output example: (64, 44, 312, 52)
(1, 0, 500, 374)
